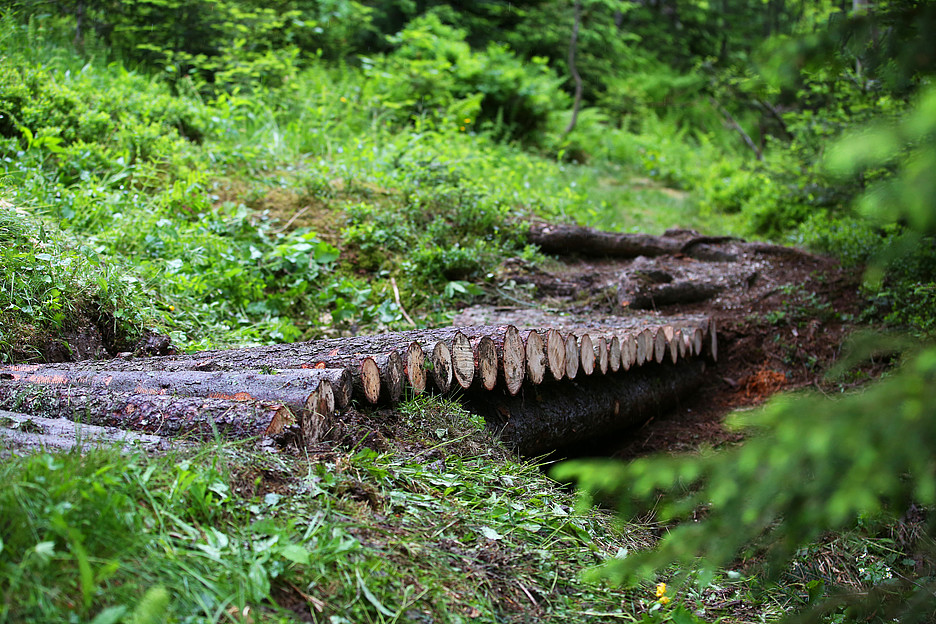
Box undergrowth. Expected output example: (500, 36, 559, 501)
(0, 398, 677, 624)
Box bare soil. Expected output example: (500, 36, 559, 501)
(454, 234, 874, 459)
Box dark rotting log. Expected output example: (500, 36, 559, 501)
(528, 221, 683, 258)
(545, 329, 566, 382)
(0, 367, 352, 412)
(451, 331, 475, 390)
(564, 333, 580, 380)
(0, 382, 299, 442)
(468, 359, 707, 455)
(620, 280, 724, 310)
(522, 330, 547, 386)
(596, 336, 609, 375)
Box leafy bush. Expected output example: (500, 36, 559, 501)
(364, 12, 568, 143)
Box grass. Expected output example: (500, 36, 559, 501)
(0, 397, 673, 624)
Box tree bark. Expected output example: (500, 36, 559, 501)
(0, 383, 300, 443)
(469, 359, 708, 455)
(563, 0, 584, 136)
(0, 410, 171, 455)
(0, 367, 352, 412)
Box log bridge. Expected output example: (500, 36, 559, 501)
(0, 315, 716, 456)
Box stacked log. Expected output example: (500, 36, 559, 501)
(0, 315, 716, 454)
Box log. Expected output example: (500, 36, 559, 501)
(403, 342, 427, 395)
(596, 337, 609, 375)
(474, 336, 499, 391)
(608, 336, 622, 373)
(529, 221, 682, 258)
(469, 359, 708, 455)
(0, 383, 299, 442)
(300, 381, 333, 444)
(636, 329, 653, 366)
(451, 331, 475, 390)
(621, 334, 636, 371)
(298, 354, 382, 405)
(578, 333, 596, 375)
(522, 330, 547, 386)
(0, 410, 171, 455)
(373, 352, 404, 403)
(0, 367, 352, 412)
(545, 329, 566, 382)
(564, 333, 580, 380)
(493, 326, 525, 396)
(418, 339, 453, 394)
(707, 319, 719, 362)
(620, 280, 724, 310)
(653, 328, 668, 364)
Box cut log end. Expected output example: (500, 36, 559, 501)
(523, 330, 547, 385)
(564, 334, 580, 380)
(358, 357, 382, 404)
(596, 337, 609, 375)
(609, 336, 622, 372)
(502, 326, 526, 396)
(451, 332, 475, 389)
(430, 341, 453, 393)
(579, 334, 596, 375)
(636, 330, 653, 366)
(405, 342, 427, 394)
(545, 329, 565, 381)
(477, 336, 499, 391)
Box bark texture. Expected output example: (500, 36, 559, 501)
(469, 359, 707, 455)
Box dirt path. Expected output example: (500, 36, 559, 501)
(455, 230, 870, 458)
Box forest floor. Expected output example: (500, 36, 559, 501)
(452, 230, 875, 460)
(3, 228, 895, 624)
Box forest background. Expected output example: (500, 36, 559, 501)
(1, 0, 936, 623)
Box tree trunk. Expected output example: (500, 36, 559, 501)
(0, 367, 352, 411)
(0, 383, 302, 443)
(563, 0, 584, 136)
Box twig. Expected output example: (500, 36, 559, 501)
(272, 205, 310, 234)
(710, 98, 762, 160)
(390, 277, 416, 326)
(516, 579, 539, 607)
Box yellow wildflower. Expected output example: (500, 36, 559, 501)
(340, 96, 348, 103)
(464, 117, 472, 124)
(460, 126, 465, 131)
(655, 583, 667, 598)
(659, 596, 671, 606)
(169, 305, 175, 312)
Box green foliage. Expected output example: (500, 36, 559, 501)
(0, 399, 661, 623)
(555, 66, 936, 624)
(554, 347, 936, 620)
(0, 202, 149, 362)
(365, 12, 568, 143)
